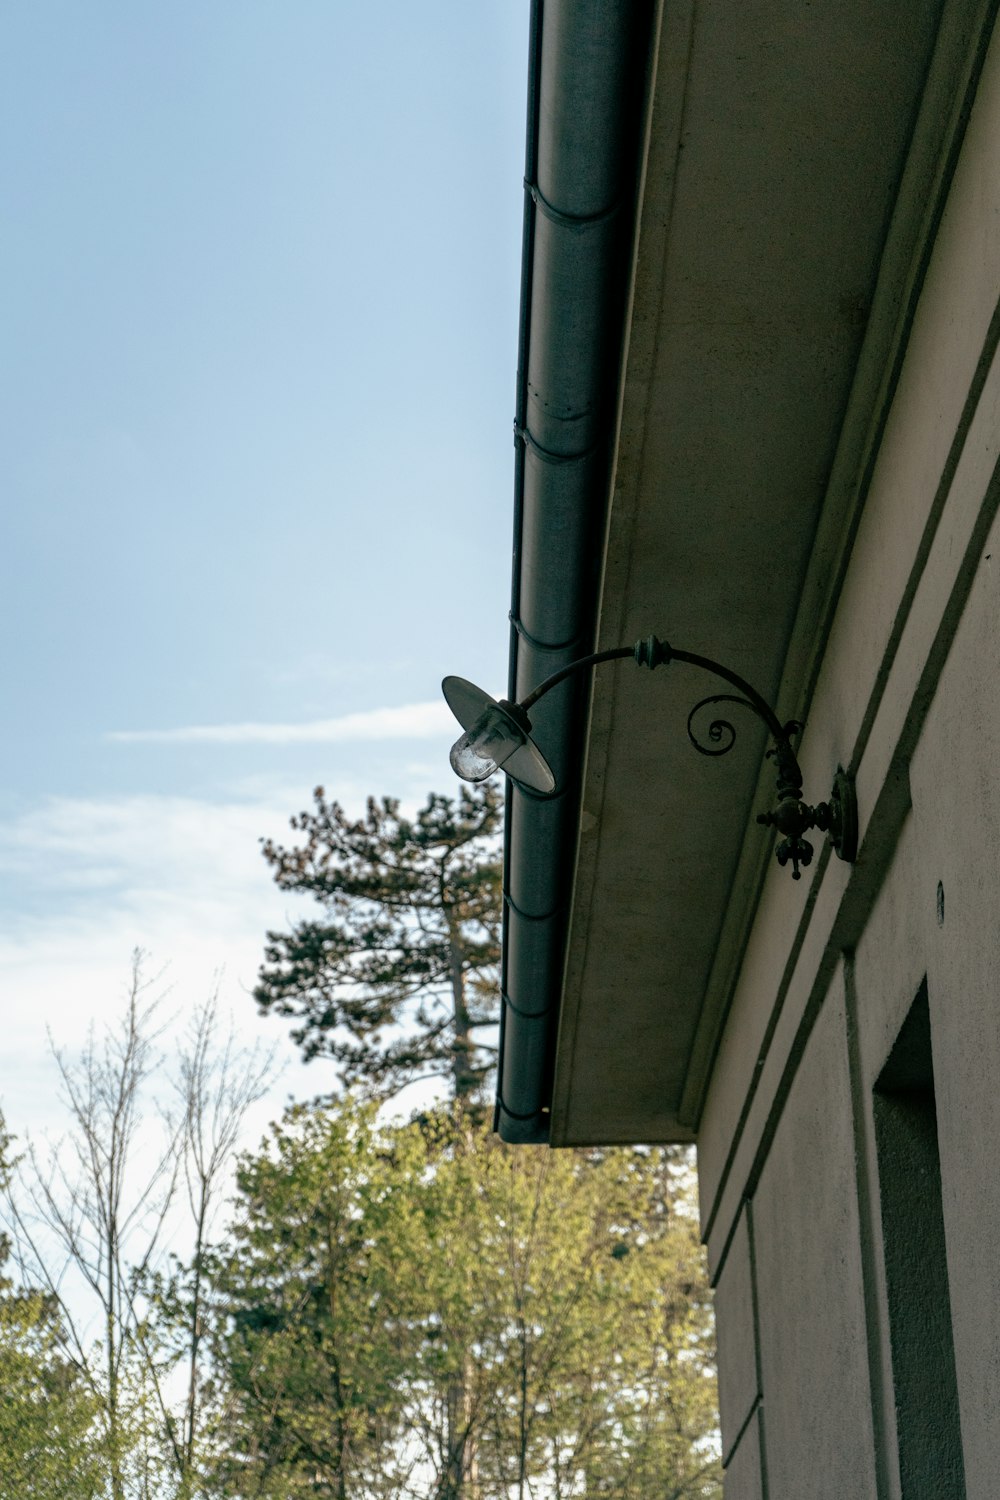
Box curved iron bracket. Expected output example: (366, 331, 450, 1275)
(517, 633, 858, 882)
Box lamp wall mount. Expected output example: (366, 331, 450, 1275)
(443, 633, 858, 881)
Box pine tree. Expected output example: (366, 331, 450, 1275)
(254, 783, 502, 1102)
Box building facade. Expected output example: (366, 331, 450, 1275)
(703, 24, 1000, 1488)
(492, 2, 1000, 1494)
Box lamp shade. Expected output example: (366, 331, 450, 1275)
(442, 676, 556, 794)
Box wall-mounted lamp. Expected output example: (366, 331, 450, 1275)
(443, 634, 857, 881)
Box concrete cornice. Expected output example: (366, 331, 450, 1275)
(550, 0, 963, 1146)
(678, 0, 1000, 1130)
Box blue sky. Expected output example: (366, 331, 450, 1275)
(0, 4, 528, 1134)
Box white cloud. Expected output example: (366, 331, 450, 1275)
(0, 767, 455, 1146)
(0, 787, 338, 1339)
(107, 700, 454, 745)
(0, 789, 337, 1143)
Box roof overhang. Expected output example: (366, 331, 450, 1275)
(498, 0, 984, 1144)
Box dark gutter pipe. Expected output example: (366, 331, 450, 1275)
(497, 0, 657, 1142)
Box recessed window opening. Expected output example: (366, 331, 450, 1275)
(874, 982, 965, 1499)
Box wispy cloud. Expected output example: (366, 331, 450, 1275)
(0, 788, 333, 1140)
(0, 773, 449, 1143)
(108, 701, 453, 746)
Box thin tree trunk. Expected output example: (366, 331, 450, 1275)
(446, 920, 476, 1101)
(107, 1221, 125, 1500)
(517, 1318, 529, 1500)
(182, 1194, 208, 1490)
(328, 1218, 349, 1500)
(441, 918, 480, 1499)
(444, 1353, 479, 1500)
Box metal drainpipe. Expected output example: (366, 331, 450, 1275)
(497, 0, 657, 1143)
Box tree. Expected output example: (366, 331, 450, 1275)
(5, 954, 179, 1499)
(3, 953, 273, 1500)
(254, 783, 503, 1500)
(416, 1120, 721, 1500)
(0, 1123, 102, 1500)
(208, 1098, 722, 1500)
(206, 1099, 429, 1499)
(253, 783, 722, 1498)
(254, 784, 502, 1103)
(150, 992, 275, 1496)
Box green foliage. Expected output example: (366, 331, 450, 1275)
(255, 784, 502, 1100)
(0, 1280, 103, 1500)
(208, 1098, 722, 1500)
(206, 1098, 428, 1496)
(0, 1127, 102, 1500)
(0, 803, 723, 1499)
(249, 784, 721, 1497)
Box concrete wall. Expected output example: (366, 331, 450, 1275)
(697, 10, 1000, 1496)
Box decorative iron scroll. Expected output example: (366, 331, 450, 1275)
(471, 631, 860, 882)
(686, 693, 761, 758)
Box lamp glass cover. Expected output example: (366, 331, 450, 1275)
(449, 704, 525, 782)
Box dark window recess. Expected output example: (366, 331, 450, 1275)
(874, 982, 965, 1499)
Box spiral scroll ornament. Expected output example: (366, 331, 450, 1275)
(686, 693, 762, 758)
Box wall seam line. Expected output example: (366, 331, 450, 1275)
(702, 281, 1000, 1251)
(844, 948, 895, 1500)
(747, 1199, 769, 1500)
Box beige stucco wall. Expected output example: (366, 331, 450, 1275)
(698, 12, 1000, 1496)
